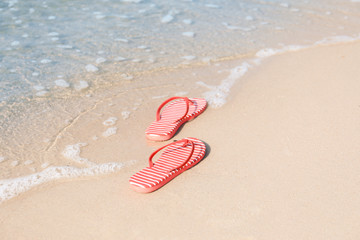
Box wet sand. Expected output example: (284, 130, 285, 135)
(1, 41, 360, 240)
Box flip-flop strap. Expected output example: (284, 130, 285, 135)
(148, 139, 195, 173)
(156, 97, 193, 123)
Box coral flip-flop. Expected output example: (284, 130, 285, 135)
(129, 137, 206, 193)
(145, 97, 207, 141)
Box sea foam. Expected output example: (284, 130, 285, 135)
(0, 162, 126, 203)
(0, 143, 135, 203)
(199, 62, 251, 108)
(85, 64, 99, 72)
(182, 32, 195, 37)
(103, 117, 118, 126)
(55, 79, 70, 88)
(103, 127, 117, 137)
(74, 80, 89, 91)
(62, 143, 95, 167)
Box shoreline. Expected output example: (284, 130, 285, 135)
(1, 40, 360, 239)
(1, 37, 360, 201)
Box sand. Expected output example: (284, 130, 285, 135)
(1, 41, 360, 239)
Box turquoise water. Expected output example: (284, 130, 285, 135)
(1, 0, 359, 102)
(0, 0, 360, 202)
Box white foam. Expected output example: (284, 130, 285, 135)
(137, 45, 148, 49)
(182, 55, 196, 60)
(114, 56, 127, 61)
(121, 111, 130, 120)
(315, 35, 358, 45)
(40, 59, 52, 64)
(48, 32, 59, 36)
(33, 85, 44, 91)
(62, 143, 95, 167)
(36, 90, 49, 97)
(22, 34, 28, 38)
(74, 80, 89, 91)
(0, 156, 5, 163)
(48, 16, 56, 20)
(255, 48, 278, 58)
(55, 79, 70, 88)
(182, 32, 195, 37)
(85, 64, 99, 72)
(0, 161, 130, 203)
(138, 9, 147, 13)
(57, 45, 73, 49)
(199, 62, 251, 108)
(51, 37, 59, 41)
(122, 0, 142, 2)
(11, 41, 20, 46)
(280, 3, 290, 8)
(161, 11, 175, 23)
(205, 4, 220, 8)
(245, 16, 254, 21)
(8, 0, 18, 8)
(115, 38, 129, 43)
(103, 117, 118, 126)
(95, 14, 105, 19)
(183, 19, 193, 25)
(96, 57, 106, 64)
(256, 44, 310, 59)
(102, 127, 117, 137)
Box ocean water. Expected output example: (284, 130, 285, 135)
(1, 0, 360, 203)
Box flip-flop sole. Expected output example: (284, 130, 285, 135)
(129, 137, 206, 193)
(145, 98, 207, 141)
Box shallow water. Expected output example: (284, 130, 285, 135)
(1, 0, 360, 202)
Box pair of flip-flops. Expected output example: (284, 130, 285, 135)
(129, 97, 207, 193)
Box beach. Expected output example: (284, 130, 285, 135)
(1, 41, 359, 239)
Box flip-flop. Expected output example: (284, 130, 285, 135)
(145, 97, 207, 141)
(129, 137, 206, 193)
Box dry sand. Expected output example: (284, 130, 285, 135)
(1, 41, 360, 240)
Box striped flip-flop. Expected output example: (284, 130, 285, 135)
(129, 137, 206, 193)
(145, 97, 207, 141)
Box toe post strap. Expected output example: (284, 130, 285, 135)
(148, 138, 195, 173)
(156, 97, 194, 123)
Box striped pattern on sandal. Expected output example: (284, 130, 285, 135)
(129, 137, 206, 193)
(145, 97, 207, 141)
